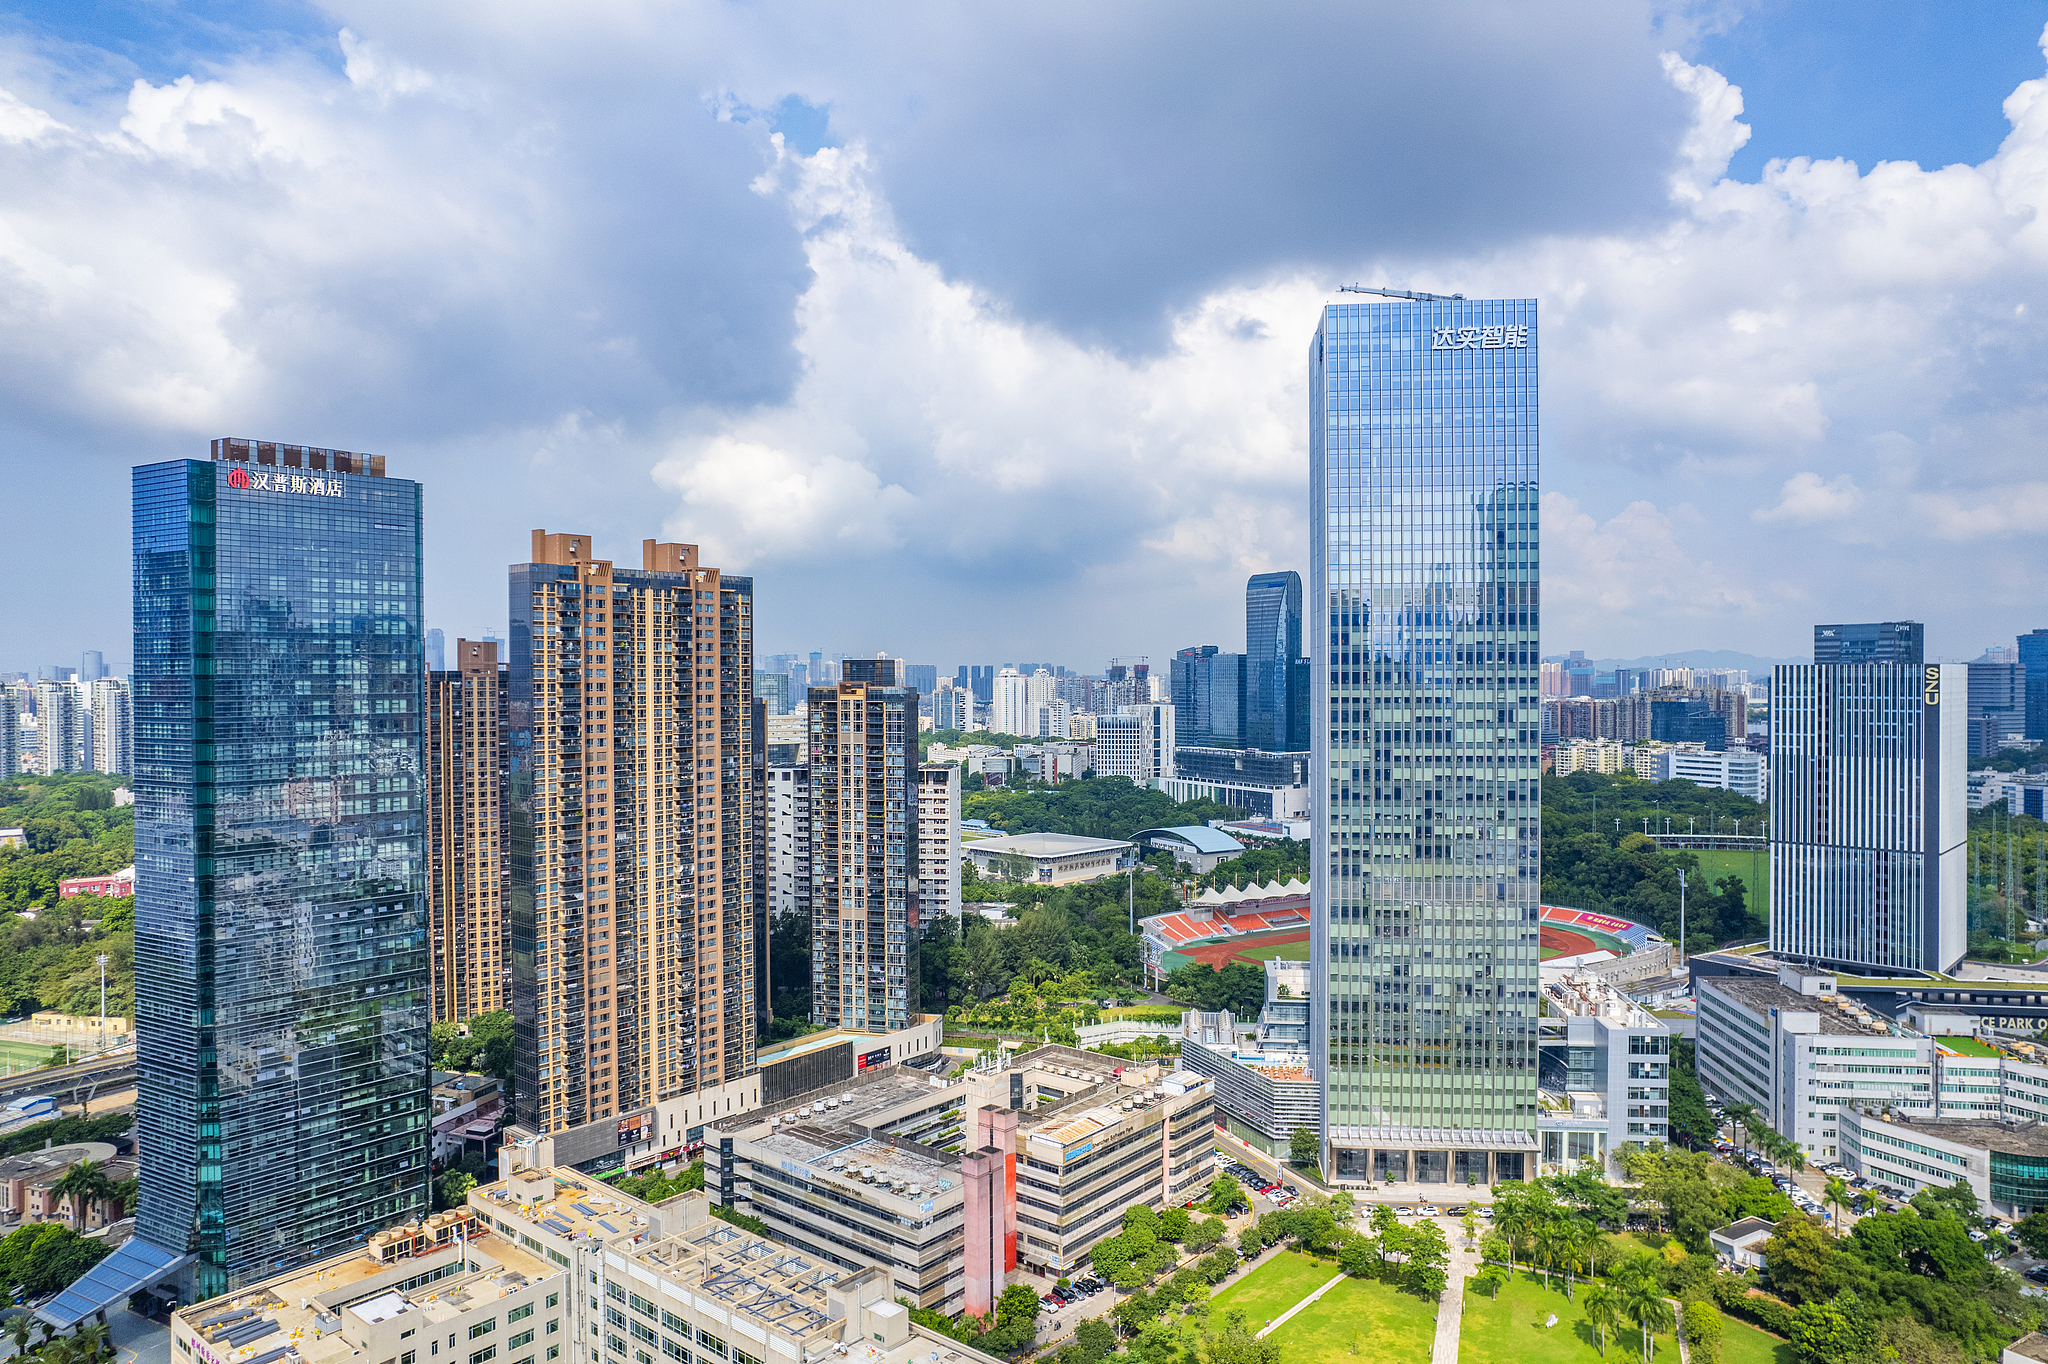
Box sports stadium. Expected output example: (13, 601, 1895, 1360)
(1142, 889, 1662, 978)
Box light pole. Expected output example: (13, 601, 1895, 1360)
(96, 954, 107, 1054)
(1677, 870, 1686, 968)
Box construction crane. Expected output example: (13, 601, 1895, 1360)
(1337, 284, 1465, 302)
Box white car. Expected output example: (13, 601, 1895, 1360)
(1394, 1206, 1417, 1217)
(1419, 1205, 1442, 1217)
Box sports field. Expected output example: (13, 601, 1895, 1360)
(1538, 925, 1633, 961)
(0, 1038, 60, 1074)
(1165, 928, 1311, 971)
(1200, 1251, 1436, 1359)
(1693, 848, 1770, 921)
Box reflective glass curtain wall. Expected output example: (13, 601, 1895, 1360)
(1310, 300, 1542, 1183)
(1245, 571, 1302, 752)
(134, 453, 429, 1296)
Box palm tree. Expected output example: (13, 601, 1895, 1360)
(1533, 1219, 1565, 1293)
(1621, 1277, 1673, 1364)
(49, 1160, 115, 1230)
(1496, 1203, 1536, 1276)
(1557, 1220, 1593, 1301)
(1581, 1284, 1622, 1358)
(1824, 1176, 1849, 1235)
(1725, 1102, 1760, 1152)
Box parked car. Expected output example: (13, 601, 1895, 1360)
(1419, 1205, 1442, 1217)
(1394, 1206, 1417, 1217)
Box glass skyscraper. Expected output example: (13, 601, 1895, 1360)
(1310, 296, 1542, 1185)
(1245, 570, 1305, 751)
(133, 440, 430, 1296)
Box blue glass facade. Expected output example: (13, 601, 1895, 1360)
(1310, 299, 1542, 1183)
(1245, 570, 1305, 751)
(133, 449, 429, 1295)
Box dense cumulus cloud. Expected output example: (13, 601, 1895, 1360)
(0, 3, 2043, 670)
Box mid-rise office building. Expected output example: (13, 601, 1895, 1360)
(1169, 645, 1245, 748)
(752, 671, 792, 716)
(30, 681, 80, 774)
(1178, 962, 1321, 1157)
(1813, 620, 1924, 666)
(1154, 745, 1312, 820)
(427, 639, 511, 1021)
(79, 650, 106, 681)
(1245, 570, 1309, 752)
(1651, 745, 1765, 801)
(1094, 702, 1175, 782)
(1311, 293, 1542, 1184)
(916, 763, 961, 921)
(1537, 970, 1676, 1170)
(808, 659, 919, 1032)
(510, 532, 758, 1136)
(87, 678, 131, 776)
(1968, 655, 2027, 757)
(1769, 661, 1966, 974)
(132, 439, 429, 1296)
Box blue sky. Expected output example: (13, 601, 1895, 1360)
(2, 1, 2047, 675)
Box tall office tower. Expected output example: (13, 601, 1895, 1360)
(88, 678, 133, 775)
(2022, 629, 2048, 742)
(1026, 667, 1056, 711)
(132, 440, 428, 1297)
(1169, 646, 1246, 748)
(904, 663, 938, 695)
(426, 639, 510, 1022)
(916, 763, 961, 923)
(1966, 654, 2025, 757)
(1246, 571, 1305, 751)
(963, 664, 995, 705)
(423, 628, 446, 673)
(933, 681, 974, 731)
(1310, 295, 1542, 1185)
(510, 533, 757, 1135)
(1813, 620, 1924, 666)
(1769, 661, 1966, 974)
(991, 667, 1029, 736)
(80, 650, 106, 681)
(30, 681, 81, 774)
(807, 658, 920, 1032)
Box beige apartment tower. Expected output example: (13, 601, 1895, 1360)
(511, 532, 758, 1133)
(427, 638, 510, 1020)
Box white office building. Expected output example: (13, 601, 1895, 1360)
(915, 762, 960, 919)
(933, 681, 974, 732)
(1653, 744, 1765, 801)
(1538, 970, 1677, 1174)
(1770, 662, 1967, 974)
(1093, 703, 1175, 782)
(1696, 966, 1938, 1160)
(990, 667, 1029, 736)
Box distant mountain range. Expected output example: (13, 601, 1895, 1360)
(1542, 649, 1808, 672)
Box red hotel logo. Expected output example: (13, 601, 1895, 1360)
(226, 466, 250, 489)
(220, 466, 346, 497)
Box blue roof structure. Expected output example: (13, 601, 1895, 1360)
(38, 1236, 194, 1330)
(1133, 826, 1246, 855)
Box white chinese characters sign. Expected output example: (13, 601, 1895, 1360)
(1431, 325, 1529, 351)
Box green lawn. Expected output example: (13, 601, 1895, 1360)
(0, 1038, 60, 1073)
(1693, 848, 1769, 922)
(1230, 940, 1311, 963)
(1210, 1249, 1340, 1327)
(1253, 1272, 1437, 1360)
(1717, 1316, 1794, 1364)
(1462, 1269, 1677, 1364)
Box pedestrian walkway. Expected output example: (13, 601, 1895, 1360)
(1254, 1271, 1346, 1339)
(1432, 1229, 1483, 1364)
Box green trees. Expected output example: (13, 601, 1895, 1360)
(48, 1159, 114, 1228)
(1665, 1040, 1717, 1148)
(1580, 1284, 1621, 1357)
(0, 1222, 111, 1297)
(430, 1011, 513, 1083)
(1161, 961, 1265, 1015)
(1473, 1263, 1509, 1302)
(1403, 1217, 1449, 1298)
(1614, 1259, 1672, 1364)
(1680, 1300, 1723, 1364)
(1289, 1126, 1319, 1167)
(963, 775, 1242, 842)
(1203, 1173, 1242, 1214)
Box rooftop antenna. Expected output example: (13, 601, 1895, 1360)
(1337, 284, 1466, 302)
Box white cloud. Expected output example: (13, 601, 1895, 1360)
(1752, 471, 1865, 524)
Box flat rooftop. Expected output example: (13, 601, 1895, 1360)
(177, 1221, 558, 1364)
(1858, 1112, 2048, 1158)
(1699, 976, 1873, 1034)
(629, 1214, 846, 1343)
(966, 832, 1130, 856)
(475, 1167, 656, 1243)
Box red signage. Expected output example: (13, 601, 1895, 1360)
(856, 1047, 892, 1071)
(226, 466, 250, 489)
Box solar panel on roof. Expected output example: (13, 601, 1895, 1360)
(598, 1220, 622, 1233)
(573, 1202, 600, 1215)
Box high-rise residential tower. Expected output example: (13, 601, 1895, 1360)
(808, 659, 920, 1032)
(1769, 661, 1966, 974)
(1311, 295, 1542, 1185)
(427, 638, 510, 1021)
(31, 680, 81, 774)
(88, 677, 132, 776)
(132, 439, 429, 1296)
(917, 762, 962, 921)
(1246, 571, 1307, 751)
(510, 533, 757, 1134)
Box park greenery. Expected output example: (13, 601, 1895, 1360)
(1195, 840, 1311, 891)
(613, 1159, 705, 1204)
(430, 1010, 514, 1083)
(1540, 771, 1766, 953)
(0, 1220, 111, 1298)
(919, 866, 1173, 1013)
(962, 774, 1242, 843)
(0, 1112, 130, 1159)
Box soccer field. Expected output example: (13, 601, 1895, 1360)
(1693, 847, 1770, 922)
